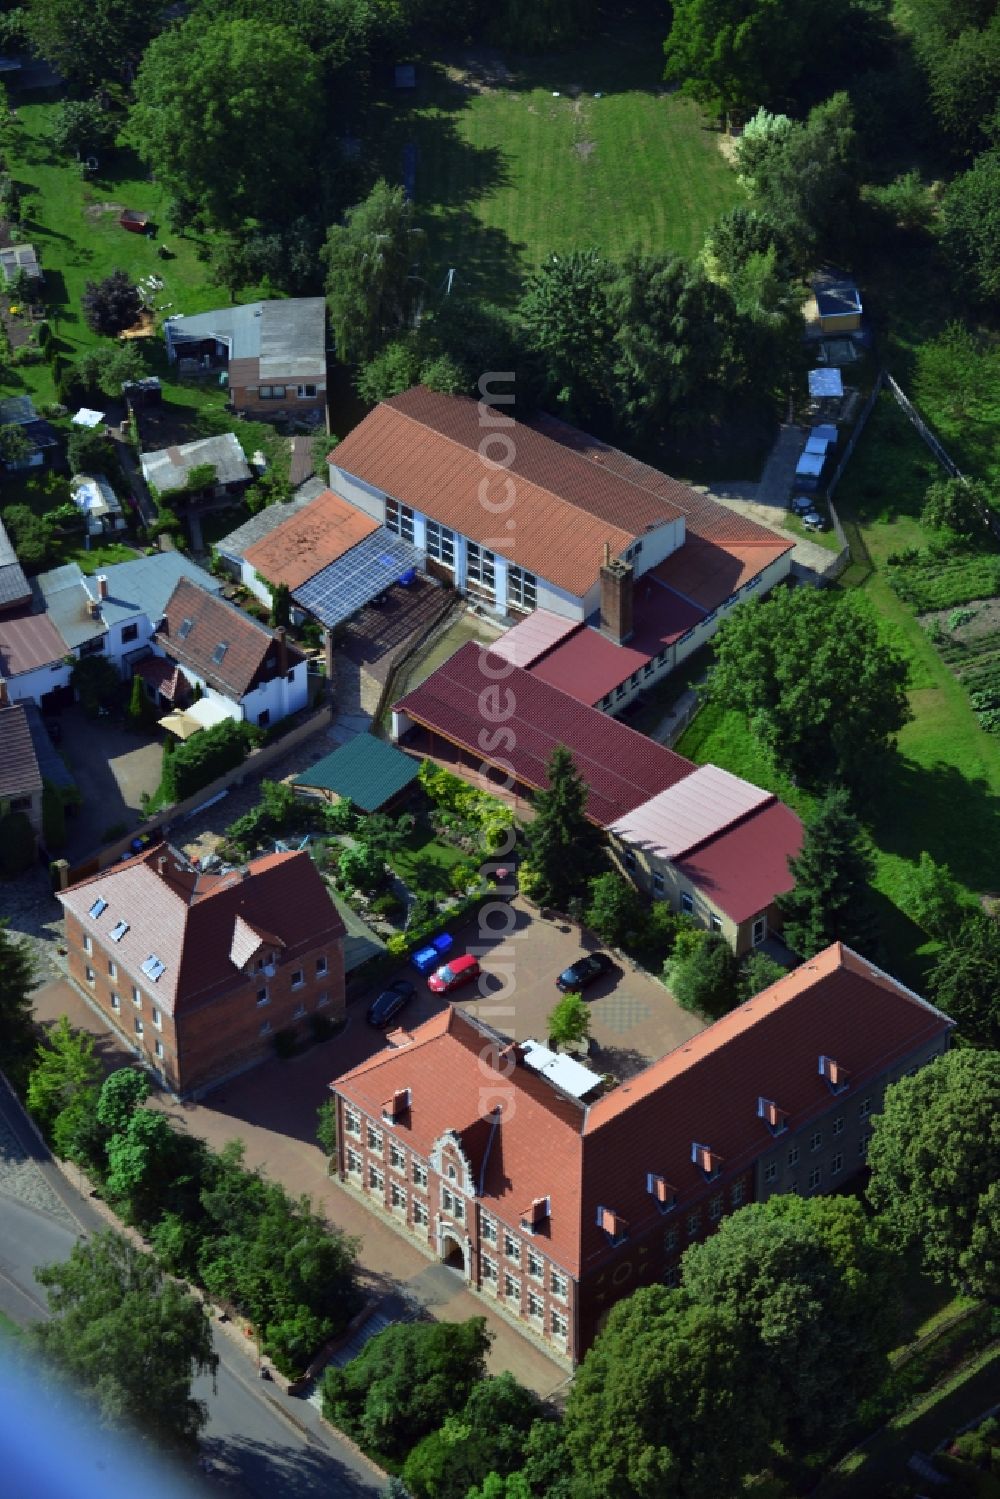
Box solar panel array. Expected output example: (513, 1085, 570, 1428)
(292, 527, 425, 629)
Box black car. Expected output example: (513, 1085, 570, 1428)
(556, 952, 613, 992)
(367, 977, 417, 1028)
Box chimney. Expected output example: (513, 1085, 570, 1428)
(275, 625, 288, 676)
(157, 855, 167, 876)
(599, 550, 634, 645)
(96, 574, 108, 601)
(521, 1195, 551, 1232)
(382, 1087, 411, 1122)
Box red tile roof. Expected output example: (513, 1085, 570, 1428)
(155, 576, 304, 700)
(134, 655, 187, 703)
(0, 608, 68, 678)
(58, 845, 345, 1017)
(674, 799, 803, 925)
(333, 946, 953, 1277)
(0, 702, 41, 800)
(651, 536, 791, 613)
(394, 640, 694, 826)
(527, 626, 650, 706)
(244, 489, 379, 591)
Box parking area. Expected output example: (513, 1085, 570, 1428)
(53, 706, 164, 860)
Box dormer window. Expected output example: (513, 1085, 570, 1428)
(212, 642, 229, 665)
(819, 1055, 850, 1094)
(178, 618, 194, 640)
(381, 1088, 411, 1122)
(757, 1097, 788, 1136)
(88, 896, 108, 919)
(521, 1196, 551, 1234)
(109, 920, 129, 943)
(692, 1142, 722, 1181)
(646, 1174, 678, 1212)
(596, 1205, 628, 1245)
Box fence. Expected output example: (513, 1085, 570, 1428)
(826, 369, 885, 501)
(64, 702, 333, 884)
(884, 372, 965, 480)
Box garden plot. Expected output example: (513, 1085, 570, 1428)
(922, 598, 1000, 733)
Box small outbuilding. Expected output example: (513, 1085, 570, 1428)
(70, 474, 125, 536)
(293, 734, 421, 814)
(811, 272, 862, 334)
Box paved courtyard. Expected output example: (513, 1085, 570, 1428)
(55, 706, 164, 860)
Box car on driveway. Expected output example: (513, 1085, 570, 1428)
(802, 510, 828, 531)
(428, 954, 481, 995)
(556, 952, 613, 992)
(790, 495, 815, 516)
(367, 978, 416, 1028)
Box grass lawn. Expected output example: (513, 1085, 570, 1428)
(389, 822, 467, 895)
(677, 397, 1000, 986)
(366, 19, 738, 304)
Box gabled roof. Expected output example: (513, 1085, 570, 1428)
(0, 516, 30, 611)
(293, 734, 421, 813)
(216, 490, 319, 562)
(141, 433, 251, 494)
(394, 640, 694, 827)
(244, 489, 379, 591)
(58, 844, 345, 1018)
(0, 607, 68, 677)
(488, 610, 581, 669)
(164, 298, 326, 380)
(610, 766, 775, 863)
(674, 800, 802, 925)
(0, 702, 42, 799)
(34, 553, 221, 646)
(154, 576, 304, 701)
(651, 536, 791, 613)
(332, 945, 952, 1277)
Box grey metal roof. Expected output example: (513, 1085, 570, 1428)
(34, 553, 221, 647)
(216, 492, 317, 562)
(0, 395, 37, 425)
(163, 298, 325, 379)
(292, 528, 423, 629)
(140, 432, 251, 494)
(0, 518, 30, 610)
(33, 564, 105, 650)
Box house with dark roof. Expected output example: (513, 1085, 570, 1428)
(0, 515, 32, 615)
(331, 943, 952, 1365)
(152, 576, 308, 732)
(0, 395, 60, 472)
(329, 388, 792, 711)
(0, 698, 44, 836)
(163, 299, 327, 426)
(58, 842, 347, 1095)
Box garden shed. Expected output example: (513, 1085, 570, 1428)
(293, 734, 421, 814)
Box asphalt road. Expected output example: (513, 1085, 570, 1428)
(0, 1078, 382, 1499)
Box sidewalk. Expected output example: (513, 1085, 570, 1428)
(31, 976, 570, 1399)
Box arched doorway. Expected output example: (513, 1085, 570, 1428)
(440, 1234, 465, 1272)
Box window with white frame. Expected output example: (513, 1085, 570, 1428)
(831, 1152, 844, 1175)
(110, 992, 120, 1011)
(291, 969, 304, 989)
(134, 1017, 144, 1037)
(345, 1108, 361, 1138)
(413, 1197, 429, 1227)
(293, 1002, 306, 1019)
(391, 1182, 407, 1213)
(107, 959, 116, 978)
(787, 1145, 800, 1167)
(810, 1130, 823, 1152)
(317, 990, 329, 1007)
(385, 498, 415, 543)
(453, 1196, 465, 1223)
(664, 1226, 679, 1253)
(259, 1019, 272, 1036)
(527, 1292, 544, 1323)
(85, 966, 95, 985)
(368, 1163, 384, 1193)
(482, 1254, 498, 1285)
(481, 1213, 498, 1245)
(155, 1039, 165, 1060)
(446, 1163, 457, 1180)
(503, 1273, 520, 1305)
(425, 520, 455, 568)
(808, 1166, 822, 1190)
(681, 891, 694, 914)
(652, 871, 665, 896)
(504, 1232, 521, 1264)
(686, 1211, 700, 1238)
(346, 1148, 362, 1175)
(550, 1269, 568, 1300)
(528, 1249, 544, 1282)
(441, 1186, 453, 1214)
(832, 1116, 844, 1136)
(257, 986, 269, 1007)
(152, 1008, 162, 1030)
(367, 1124, 383, 1153)
(316, 955, 328, 976)
(624, 848, 637, 872)
(83, 934, 92, 954)
(859, 1098, 872, 1118)
(731, 1181, 745, 1207)
(709, 914, 722, 933)
(132, 986, 141, 1007)
(765, 1161, 778, 1183)
(550, 1307, 568, 1340)
(858, 1132, 872, 1157)
(708, 1193, 723, 1222)
(412, 1159, 428, 1189)
(466, 541, 496, 589)
(507, 565, 536, 611)
(390, 1142, 406, 1172)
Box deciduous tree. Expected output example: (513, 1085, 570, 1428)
(563, 1288, 771, 1499)
(896, 850, 975, 942)
(402, 1372, 540, 1499)
(668, 929, 740, 1018)
(925, 911, 1000, 1048)
(546, 992, 590, 1049)
(867, 1049, 1000, 1301)
(27, 1016, 100, 1139)
(75, 341, 146, 399)
(25, 0, 159, 88)
(29, 1230, 217, 1451)
(50, 98, 117, 158)
(738, 949, 787, 1001)
(0, 919, 37, 1085)
(324, 180, 424, 366)
(942, 149, 1000, 306)
(128, 17, 322, 232)
(81, 270, 141, 337)
(777, 788, 877, 959)
(706, 587, 911, 790)
(518, 249, 615, 423)
(584, 872, 646, 949)
(681, 1195, 899, 1454)
(921, 477, 998, 541)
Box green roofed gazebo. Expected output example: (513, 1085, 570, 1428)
(293, 734, 421, 814)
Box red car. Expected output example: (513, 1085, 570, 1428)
(427, 954, 481, 995)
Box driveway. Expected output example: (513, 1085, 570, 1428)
(55, 706, 163, 860)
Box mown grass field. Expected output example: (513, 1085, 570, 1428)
(678, 397, 1000, 987)
(366, 21, 739, 303)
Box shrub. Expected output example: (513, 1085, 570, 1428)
(81, 270, 142, 336)
(547, 991, 590, 1049)
(70, 654, 123, 720)
(369, 891, 402, 918)
(159, 718, 250, 804)
(67, 426, 116, 477)
(669, 931, 740, 1019)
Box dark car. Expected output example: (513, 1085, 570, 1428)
(556, 952, 613, 992)
(367, 977, 417, 1028)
